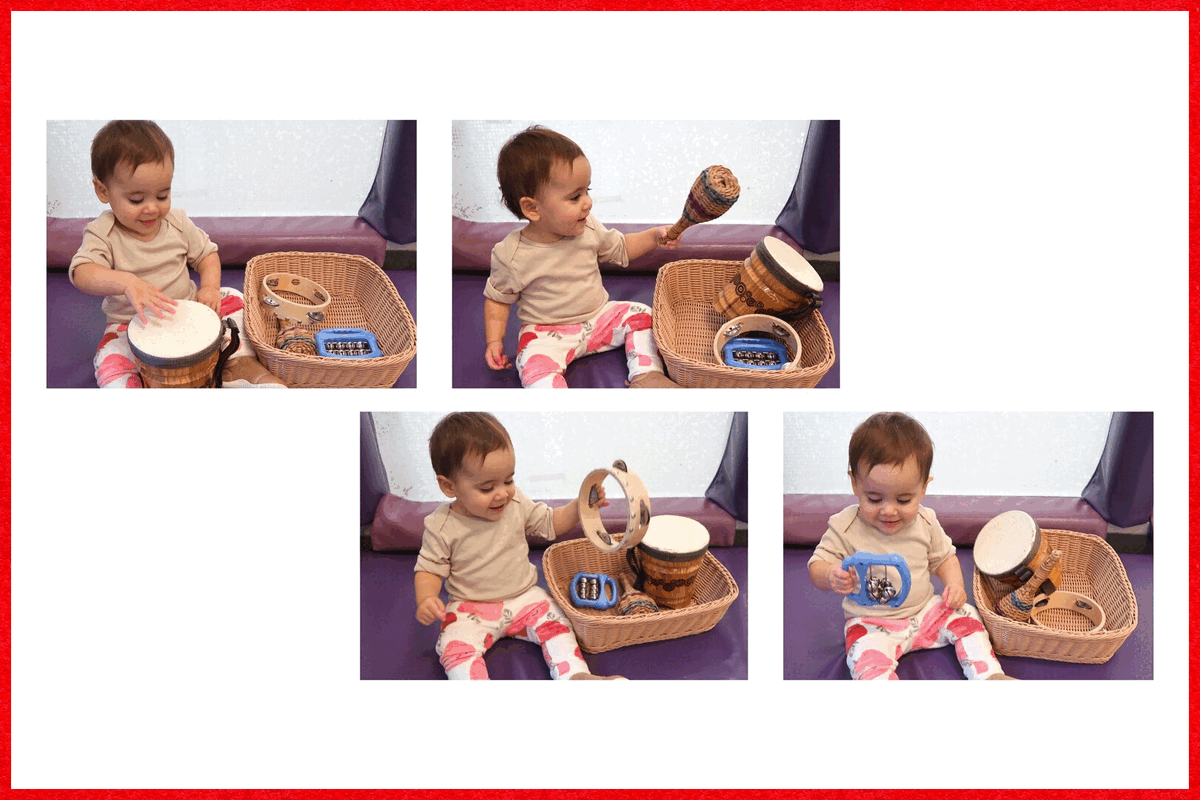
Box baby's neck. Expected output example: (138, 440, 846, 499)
(520, 222, 565, 244)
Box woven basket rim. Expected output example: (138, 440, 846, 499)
(973, 527, 1139, 645)
(652, 258, 835, 385)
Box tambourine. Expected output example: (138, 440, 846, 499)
(842, 551, 912, 608)
(712, 314, 803, 371)
(1029, 591, 1106, 633)
(577, 459, 651, 554)
(261, 272, 331, 324)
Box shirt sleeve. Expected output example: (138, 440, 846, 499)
(923, 508, 956, 574)
(592, 216, 629, 267)
(414, 521, 452, 579)
(176, 211, 218, 266)
(807, 525, 849, 569)
(67, 222, 114, 285)
(517, 488, 556, 541)
(483, 245, 522, 305)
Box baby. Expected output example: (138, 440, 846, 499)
(484, 125, 680, 389)
(69, 120, 284, 388)
(414, 412, 623, 680)
(808, 412, 1015, 680)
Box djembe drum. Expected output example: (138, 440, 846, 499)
(127, 300, 240, 388)
(996, 548, 1063, 622)
(660, 165, 741, 243)
(713, 236, 824, 320)
(626, 515, 711, 610)
(975, 510, 1064, 597)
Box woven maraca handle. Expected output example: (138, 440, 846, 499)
(661, 165, 741, 242)
(275, 321, 317, 356)
(997, 549, 1063, 622)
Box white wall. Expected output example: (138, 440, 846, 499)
(375, 411, 734, 501)
(46, 120, 386, 218)
(452, 119, 807, 225)
(783, 412, 1112, 496)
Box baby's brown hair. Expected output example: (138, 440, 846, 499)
(848, 412, 934, 483)
(496, 125, 585, 220)
(91, 121, 175, 184)
(429, 412, 514, 480)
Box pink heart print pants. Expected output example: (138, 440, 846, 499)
(514, 300, 665, 389)
(435, 586, 592, 680)
(843, 594, 1005, 680)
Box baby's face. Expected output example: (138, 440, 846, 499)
(94, 158, 174, 242)
(849, 457, 931, 537)
(441, 447, 518, 522)
(527, 155, 593, 241)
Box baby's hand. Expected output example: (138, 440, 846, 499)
(196, 286, 221, 315)
(655, 225, 681, 249)
(941, 584, 967, 610)
(124, 277, 178, 324)
(485, 340, 511, 370)
(589, 484, 609, 509)
(415, 596, 447, 626)
(827, 565, 857, 595)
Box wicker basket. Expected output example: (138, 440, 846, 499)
(542, 538, 739, 654)
(243, 252, 416, 387)
(973, 528, 1138, 664)
(652, 259, 835, 388)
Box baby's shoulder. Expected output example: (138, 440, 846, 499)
(422, 502, 456, 537)
(161, 207, 192, 233)
(915, 504, 939, 526)
(826, 504, 860, 534)
(491, 226, 528, 266)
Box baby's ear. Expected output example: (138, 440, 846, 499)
(92, 178, 110, 204)
(519, 196, 539, 221)
(435, 475, 457, 499)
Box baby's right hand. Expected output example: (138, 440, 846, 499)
(123, 276, 178, 324)
(415, 596, 447, 626)
(485, 340, 511, 370)
(827, 565, 857, 595)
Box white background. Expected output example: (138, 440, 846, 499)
(452, 119, 807, 223)
(376, 411, 734, 500)
(10, 10, 1188, 792)
(46, 120, 386, 218)
(784, 411, 1113, 495)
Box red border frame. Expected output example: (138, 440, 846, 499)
(3, 3, 1194, 796)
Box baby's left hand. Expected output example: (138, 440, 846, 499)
(654, 226, 680, 250)
(197, 286, 221, 314)
(941, 583, 967, 609)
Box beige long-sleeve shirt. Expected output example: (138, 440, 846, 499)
(69, 208, 217, 324)
(484, 214, 629, 325)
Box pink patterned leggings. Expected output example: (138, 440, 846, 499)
(514, 300, 664, 389)
(434, 586, 591, 680)
(92, 288, 255, 389)
(844, 594, 1004, 680)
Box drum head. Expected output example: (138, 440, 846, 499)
(128, 300, 222, 368)
(640, 515, 710, 561)
(975, 510, 1039, 577)
(761, 236, 823, 295)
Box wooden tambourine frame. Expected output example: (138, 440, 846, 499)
(577, 460, 651, 554)
(1029, 591, 1106, 633)
(261, 272, 332, 324)
(712, 314, 803, 371)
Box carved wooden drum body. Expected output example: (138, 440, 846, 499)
(628, 515, 711, 610)
(713, 236, 824, 320)
(975, 510, 1064, 596)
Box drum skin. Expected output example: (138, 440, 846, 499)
(127, 300, 223, 388)
(976, 510, 1064, 593)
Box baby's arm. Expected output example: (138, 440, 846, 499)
(809, 559, 856, 595)
(623, 226, 679, 261)
(71, 263, 178, 324)
(484, 298, 512, 370)
(414, 570, 447, 625)
(193, 251, 222, 314)
(551, 484, 608, 536)
(934, 554, 967, 609)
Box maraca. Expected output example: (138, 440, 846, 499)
(660, 165, 740, 243)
